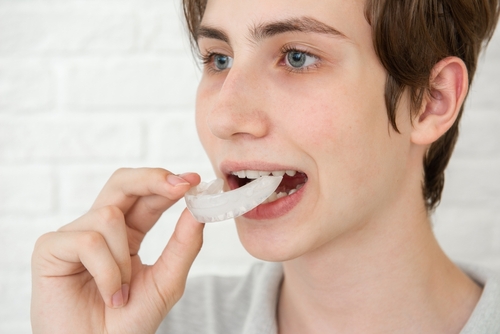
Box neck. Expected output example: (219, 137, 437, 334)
(278, 197, 481, 333)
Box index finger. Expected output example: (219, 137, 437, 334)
(91, 168, 200, 215)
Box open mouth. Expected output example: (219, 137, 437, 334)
(228, 170, 308, 204)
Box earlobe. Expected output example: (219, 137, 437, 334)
(411, 57, 468, 146)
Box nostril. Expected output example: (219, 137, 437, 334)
(207, 114, 239, 140)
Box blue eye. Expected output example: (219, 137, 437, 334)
(214, 54, 233, 70)
(287, 51, 306, 67)
(285, 50, 317, 69)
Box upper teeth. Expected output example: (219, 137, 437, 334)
(231, 170, 297, 179)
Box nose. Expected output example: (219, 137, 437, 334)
(206, 66, 270, 141)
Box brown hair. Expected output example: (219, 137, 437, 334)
(365, 0, 499, 211)
(182, 0, 500, 211)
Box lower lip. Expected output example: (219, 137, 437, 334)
(242, 185, 306, 220)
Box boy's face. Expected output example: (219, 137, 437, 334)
(195, 0, 416, 260)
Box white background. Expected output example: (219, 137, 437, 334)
(0, 0, 499, 332)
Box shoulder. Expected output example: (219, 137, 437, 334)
(459, 263, 500, 334)
(158, 261, 283, 334)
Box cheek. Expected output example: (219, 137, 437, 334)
(195, 81, 216, 157)
(281, 85, 382, 158)
(287, 73, 405, 207)
(274, 62, 386, 158)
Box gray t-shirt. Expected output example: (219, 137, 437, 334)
(159, 262, 500, 334)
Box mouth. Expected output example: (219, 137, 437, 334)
(227, 169, 308, 204)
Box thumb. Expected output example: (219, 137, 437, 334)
(150, 208, 204, 313)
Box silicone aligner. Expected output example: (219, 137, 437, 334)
(184, 175, 283, 223)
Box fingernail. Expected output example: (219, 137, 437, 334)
(167, 174, 190, 187)
(178, 172, 195, 178)
(112, 286, 124, 308)
(122, 284, 130, 305)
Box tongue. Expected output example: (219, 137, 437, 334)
(275, 172, 307, 193)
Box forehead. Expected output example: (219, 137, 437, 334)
(200, 0, 371, 46)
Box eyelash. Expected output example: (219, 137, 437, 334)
(198, 46, 321, 74)
(279, 45, 320, 73)
(199, 51, 225, 75)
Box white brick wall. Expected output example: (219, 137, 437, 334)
(0, 1, 499, 332)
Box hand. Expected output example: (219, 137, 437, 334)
(31, 168, 204, 334)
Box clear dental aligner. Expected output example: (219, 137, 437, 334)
(184, 175, 283, 223)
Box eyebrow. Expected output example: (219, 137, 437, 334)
(252, 16, 346, 41)
(196, 16, 347, 44)
(197, 26, 230, 44)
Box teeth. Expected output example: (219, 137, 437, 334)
(230, 169, 306, 204)
(267, 192, 278, 202)
(245, 170, 260, 179)
(231, 170, 297, 179)
(261, 184, 305, 204)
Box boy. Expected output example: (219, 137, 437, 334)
(32, 0, 500, 333)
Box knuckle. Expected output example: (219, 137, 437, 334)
(163, 278, 186, 305)
(33, 232, 56, 252)
(143, 199, 164, 216)
(154, 278, 183, 310)
(111, 167, 131, 180)
(96, 206, 124, 227)
(171, 283, 185, 301)
(80, 231, 105, 249)
(151, 167, 171, 180)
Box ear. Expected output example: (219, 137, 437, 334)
(410, 57, 468, 145)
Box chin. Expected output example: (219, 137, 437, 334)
(234, 217, 308, 262)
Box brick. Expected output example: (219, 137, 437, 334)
(0, 268, 31, 334)
(147, 111, 211, 165)
(64, 57, 198, 109)
(0, 213, 67, 333)
(59, 165, 124, 214)
(441, 159, 500, 203)
(453, 110, 500, 159)
(0, 59, 54, 111)
(0, 3, 137, 54)
(137, 3, 189, 52)
(0, 117, 143, 162)
(0, 166, 54, 213)
(433, 204, 497, 259)
(0, 214, 72, 267)
(467, 28, 500, 110)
